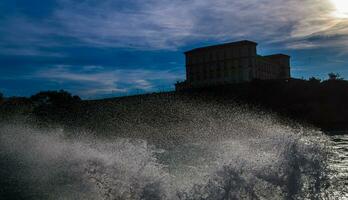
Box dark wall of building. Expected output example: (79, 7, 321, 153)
(176, 40, 291, 91)
(185, 41, 257, 87)
(263, 54, 291, 79)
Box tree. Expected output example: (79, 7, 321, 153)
(30, 90, 80, 106)
(30, 90, 81, 126)
(328, 73, 343, 81)
(308, 77, 321, 84)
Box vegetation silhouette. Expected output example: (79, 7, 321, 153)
(328, 72, 343, 81)
(0, 74, 347, 134)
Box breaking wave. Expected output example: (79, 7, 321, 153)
(0, 102, 337, 199)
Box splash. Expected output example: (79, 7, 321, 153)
(0, 101, 335, 200)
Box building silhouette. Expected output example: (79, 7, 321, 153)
(175, 40, 291, 90)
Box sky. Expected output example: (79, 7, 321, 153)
(1, 0, 348, 99)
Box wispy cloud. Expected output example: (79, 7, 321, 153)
(33, 65, 184, 98)
(1, 0, 348, 98)
(0, 46, 66, 57)
(2, 0, 348, 52)
(0, 15, 68, 57)
(53, 0, 348, 50)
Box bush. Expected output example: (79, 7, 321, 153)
(308, 77, 321, 84)
(29, 90, 81, 126)
(30, 90, 80, 106)
(328, 73, 344, 81)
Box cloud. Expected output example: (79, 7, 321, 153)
(0, 46, 66, 57)
(291, 67, 309, 72)
(1, 0, 348, 98)
(33, 65, 184, 98)
(0, 15, 68, 57)
(53, 0, 196, 49)
(52, 0, 348, 50)
(2, 0, 347, 53)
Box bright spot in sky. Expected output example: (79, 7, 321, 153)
(331, 0, 348, 18)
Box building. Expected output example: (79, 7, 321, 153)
(175, 40, 290, 91)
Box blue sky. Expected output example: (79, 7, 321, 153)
(1, 0, 348, 99)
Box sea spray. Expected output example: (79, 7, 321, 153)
(0, 126, 333, 199)
(0, 100, 335, 199)
(0, 125, 171, 200)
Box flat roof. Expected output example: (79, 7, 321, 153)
(185, 40, 258, 54)
(264, 54, 290, 58)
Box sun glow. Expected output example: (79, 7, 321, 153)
(331, 0, 348, 18)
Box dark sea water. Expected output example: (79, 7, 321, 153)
(329, 134, 348, 199)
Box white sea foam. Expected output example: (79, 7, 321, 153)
(0, 102, 338, 199)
